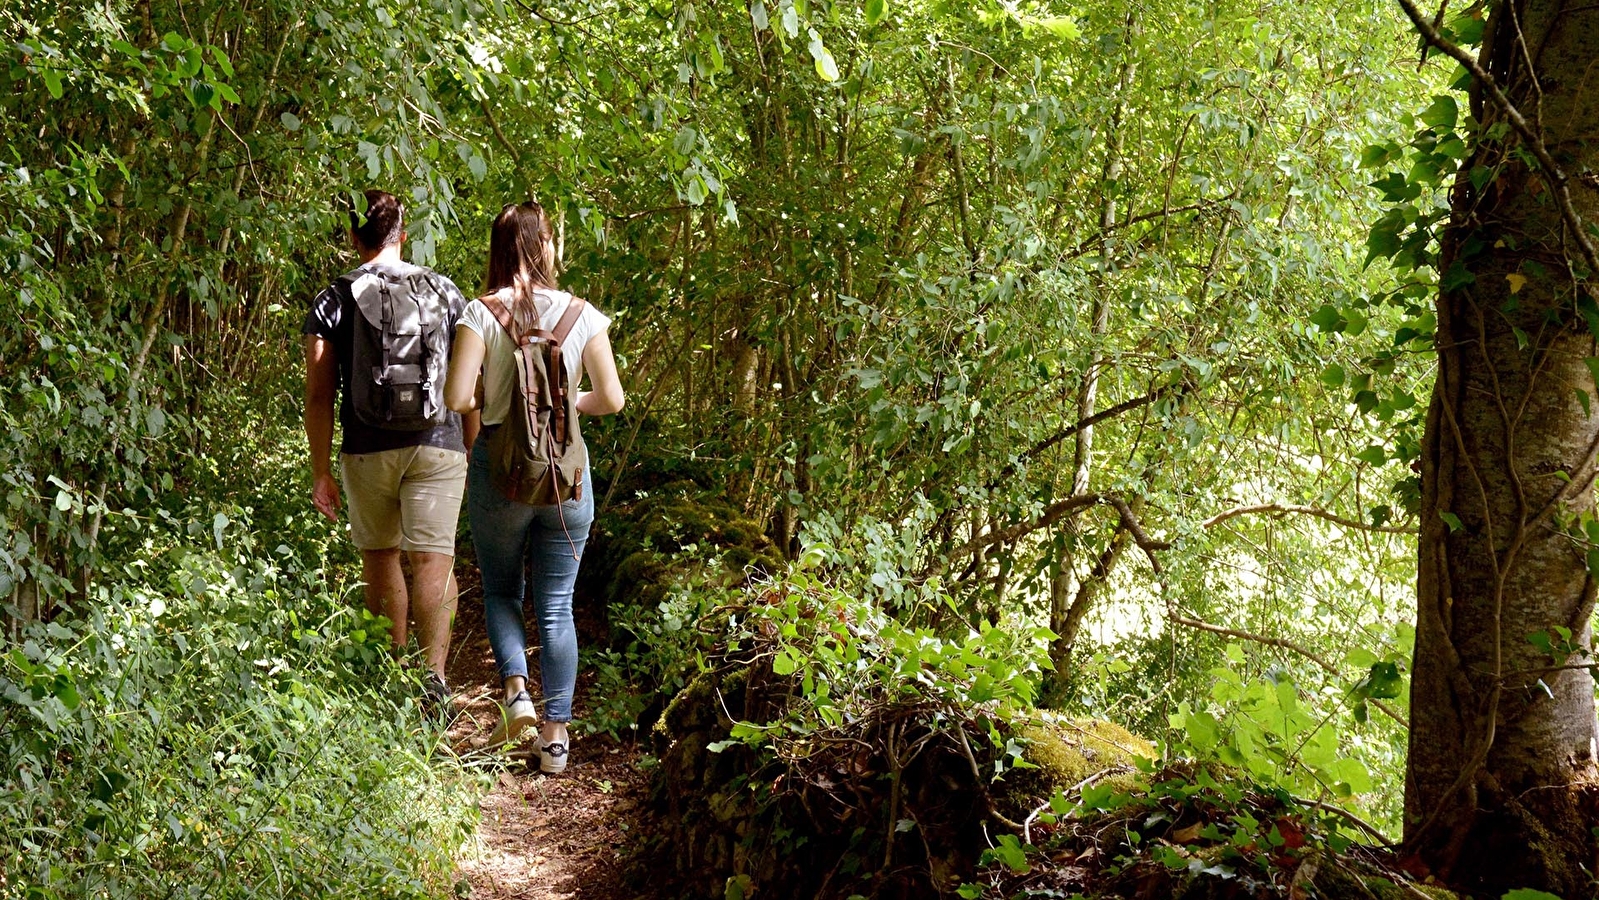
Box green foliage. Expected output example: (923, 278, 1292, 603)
(0, 0, 1481, 890)
(711, 567, 1055, 755)
(0, 503, 476, 897)
(1161, 638, 1408, 830)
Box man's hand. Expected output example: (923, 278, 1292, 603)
(313, 472, 341, 521)
(304, 334, 340, 523)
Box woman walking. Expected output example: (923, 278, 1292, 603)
(445, 201, 624, 773)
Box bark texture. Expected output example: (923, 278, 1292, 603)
(1406, 2, 1599, 892)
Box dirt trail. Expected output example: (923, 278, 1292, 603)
(443, 564, 655, 900)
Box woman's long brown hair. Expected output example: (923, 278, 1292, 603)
(484, 201, 558, 336)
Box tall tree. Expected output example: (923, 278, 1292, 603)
(1401, 0, 1599, 892)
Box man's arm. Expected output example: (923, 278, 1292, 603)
(304, 334, 341, 521)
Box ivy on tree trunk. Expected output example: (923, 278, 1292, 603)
(1406, 0, 1599, 892)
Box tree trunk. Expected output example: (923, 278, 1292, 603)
(1406, 3, 1599, 892)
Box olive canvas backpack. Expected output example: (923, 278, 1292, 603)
(480, 293, 588, 506)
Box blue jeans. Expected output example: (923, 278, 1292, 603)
(467, 435, 593, 722)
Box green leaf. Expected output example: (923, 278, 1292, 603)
(280, 111, 302, 131)
(41, 69, 64, 99)
(1319, 364, 1345, 388)
(210, 45, 235, 77)
(1309, 304, 1342, 332)
(673, 126, 697, 156)
(1184, 710, 1220, 751)
(864, 0, 887, 25)
(1450, 15, 1486, 46)
(1343, 307, 1368, 336)
(1419, 95, 1458, 129)
(1327, 757, 1372, 793)
(812, 44, 840, 81)
(1036, 16, 1080, 38)
(1353, 661, 1404, 701)
(751, 1, 769, 30)
(1502, 891, 1564, 900)
(1439, 511, 1464, 533)
(1344, 647, 1378, 669)
(771, 647, 799, 675)
(54, 489, 72, 512)
(1360, 144, 1394, 168)
(685, 175, 707, 206)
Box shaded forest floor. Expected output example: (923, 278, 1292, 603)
(443, 563, 656, 900)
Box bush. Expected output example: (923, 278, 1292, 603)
(0, 506, 477, 899)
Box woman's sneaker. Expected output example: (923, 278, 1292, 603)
(487, 691, 537, 748)
(537, 733, 569, 775)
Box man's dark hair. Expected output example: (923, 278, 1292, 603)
(349, 189, 403, 250)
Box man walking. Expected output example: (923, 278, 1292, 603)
(302, 189, 477, 703)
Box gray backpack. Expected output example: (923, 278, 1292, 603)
(340, 267, 452, 430)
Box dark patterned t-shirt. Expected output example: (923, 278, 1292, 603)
(301, 260, 468, 455)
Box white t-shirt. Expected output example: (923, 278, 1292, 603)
(458, 287, 612, 426)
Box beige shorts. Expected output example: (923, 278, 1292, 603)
(340, 446, 467, 554)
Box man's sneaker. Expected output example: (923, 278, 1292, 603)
(487, 691, 537, 748)
(423, 671, 451, 711)
(537, 733, 569, 775)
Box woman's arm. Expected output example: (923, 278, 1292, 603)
(576, 328, 625, 416)
(446, 325, 486, 414)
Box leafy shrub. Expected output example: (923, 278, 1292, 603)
(0, 506, 477, 899)
(578, 485, 780, 739)
(640, 564, 1070, 897)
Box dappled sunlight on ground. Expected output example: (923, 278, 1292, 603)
(444, 562, 655, 900)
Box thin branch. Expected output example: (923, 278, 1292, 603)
(1168, 614, 1410, 728)
(1300, 798, 1397, 847)
(1201, 503, 1416, 534)
(1394, 0, 1599, 278)
(989, 383, 1179, 487)
(478, 92, 521, 166)
(931, 493, 1169, 576)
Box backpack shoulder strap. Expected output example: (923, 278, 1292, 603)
(479, 295, 518, 340)
(551, 296, 586, 346)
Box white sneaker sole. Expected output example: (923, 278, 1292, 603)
(538, 737, 569, 774)
(488, 707, 538, 748)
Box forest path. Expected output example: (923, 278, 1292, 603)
(443, 562, 653, 900)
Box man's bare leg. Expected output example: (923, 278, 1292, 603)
(408, 550, 457, 677)
(361, 547, 409, 650)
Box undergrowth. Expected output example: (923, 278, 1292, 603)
(0, 431, 481, 897)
